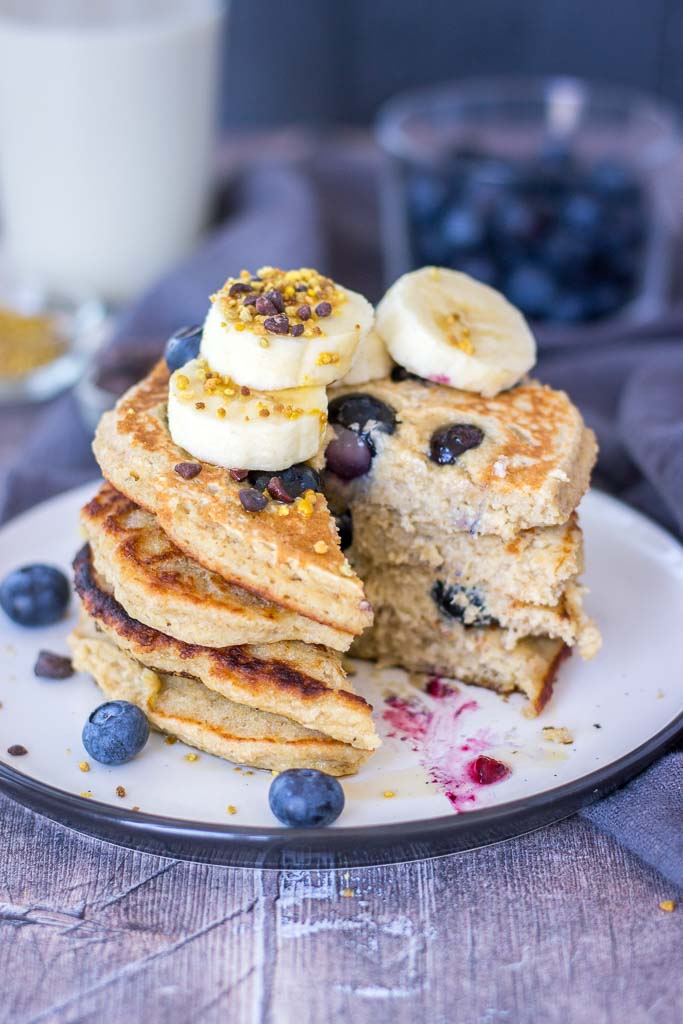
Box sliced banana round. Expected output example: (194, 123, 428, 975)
(375, 267, 536, 397)
(339, 328, 393, 385)
(167, 359, 328, 472)
(201, 267, 374, 390)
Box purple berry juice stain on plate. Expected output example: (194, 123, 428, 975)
(382, 677, 511, 812)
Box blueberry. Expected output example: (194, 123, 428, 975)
(390, 365, 429, 385)
(431, 580, 495, 627)
(583, 283, 627, 321)
(492, 195, 543, 245)
(588, 159, 640, 202)
(407, 170, 450, 222)
(335, 510, 353, 550)
(429, 423, 484, 465)
(328, 394, 397, 451)
(504, 264, 556, 320)
(561, 192, 603, 238)
(325, 426, 373, 480)
(551, 291, 591, 324)
(0, 564, 70, 627)
(268, 768, 344, 827)
(248, 463, 321, 499)
(414, 224, 452, 265)
(541, 233, 593, 285)
(82, 700, 150, 766)
(164, 325, 202, 372)
(441, 204, 486, 253)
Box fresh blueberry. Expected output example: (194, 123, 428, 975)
(325, 426, 373, 480)
(82, 700, 150, 766)
(0, 564, 70, 627)
(164, 325, 202, 372)
(335, 510, 353, 551)
(441, 204, 486, 252)
(248, 463, 321, 499)
(429, 423, 484, 465)
(504, 264, 556, 320)
(328, 394, 397, 450)
(431, 580, 495, 627)
(268, 768, 345, 827)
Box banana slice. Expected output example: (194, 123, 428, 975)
(201, 267, 374, 390)
(375, 267, 536, 397)
(167, 359, 328, 471)
(339, 328, 393, 385)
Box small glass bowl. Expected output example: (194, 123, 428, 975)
(376, 77, 683, 336)
(0, 268, 108, 404)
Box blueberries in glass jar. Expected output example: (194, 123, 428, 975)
(404, 146, 647, 324)
(442, 204, 486, 253)
(429, 423, 484, 465)
(504, 264, 557, 321)
(164, 325, 202, 372)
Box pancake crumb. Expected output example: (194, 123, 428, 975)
(659, 900, 676, 913)
(184, 753, 199, 762)
(341, 888, 354, 898)
(116, 785, 126, 798)
(79, 761, 90, 772)
(227, 805, 237, 815)
(542, 726, 574, 745)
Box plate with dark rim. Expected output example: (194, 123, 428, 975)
(0, 484, 681, 868)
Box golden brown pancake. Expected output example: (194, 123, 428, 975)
(73, 543, 379, 750)
(93, 361, 372, 635)
(82, 483, 353, 651)
(70, 620, 369, 775)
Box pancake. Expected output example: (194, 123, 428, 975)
(326, 376, 597, 540)
(93, 360, 373, 636)
(73, 544, 379, 751)
(345, 504, 585, 608)
(355, 562, 600, 656)
(69, 622, 369, 775)
(352, 602, 568, 717)
(82, 483, 353, 651)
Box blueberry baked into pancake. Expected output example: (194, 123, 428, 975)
(71, 264, 600, 776)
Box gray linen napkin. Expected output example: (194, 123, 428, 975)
(1, 140, 681, 884)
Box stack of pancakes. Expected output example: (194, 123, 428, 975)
(325, 375, 601, 716)
(69, 362, 380, 776)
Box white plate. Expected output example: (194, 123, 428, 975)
(0, 484, 681, 866)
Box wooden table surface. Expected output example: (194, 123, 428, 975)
(1, 794, 681, 1024)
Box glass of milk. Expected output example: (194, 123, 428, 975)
(0, 1, 226, 303)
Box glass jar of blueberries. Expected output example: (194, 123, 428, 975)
(376, 77, 683, 333)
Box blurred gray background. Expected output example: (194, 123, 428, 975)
(221, 0, 683, 127)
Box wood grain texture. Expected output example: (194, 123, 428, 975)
(0, 794, 681, 1024)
